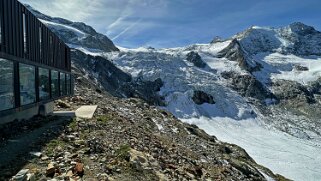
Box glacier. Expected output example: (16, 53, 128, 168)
(103, 38, 321, 180)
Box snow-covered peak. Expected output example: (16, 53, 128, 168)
(234, 27, 281, 55)
(233, 22, 321, 56)
(24, 4, 119, 52)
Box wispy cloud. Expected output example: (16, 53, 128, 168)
(19, 0, 321, 48)
(111, 18, 142, 40)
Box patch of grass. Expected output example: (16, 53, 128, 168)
(115, 144, 131, 161)
(69, 118, 78, 130)
(97, 114, 113, 123)
(46, 139, 66, 156)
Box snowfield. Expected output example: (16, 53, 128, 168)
(182, 116, 321, 181)
(253, 52, 321, 85)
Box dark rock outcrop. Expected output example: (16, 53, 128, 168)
(308, 78, 321, 94)
(221, 71, 273, 100)
(192, 90, 215, 105)
(123, 78, 165, 106)
(272, 80, 315, 104)
(71, 49, 132, 97)
(217, 39, 261, 72)
(71, 49, 164, 105)
(284, 22, 321, 56)
(294, 65, 309, 71)
(186, 51, 206, 68)
(272, 79, 321, 119)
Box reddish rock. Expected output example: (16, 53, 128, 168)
(73, 162, 84, 176)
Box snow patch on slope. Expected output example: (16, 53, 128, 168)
(41, 19, 87, 40)
(182, 116, 321, 181)
(253, 53, 321, 85)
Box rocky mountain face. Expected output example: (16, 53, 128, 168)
(186, 51, 207, 68)
(235, 22, 321, 56)
(221, 23, 321, 138)
(25, 5, 119, 52)
(72, 49, 165, 105)
(217, 39, 261, 72)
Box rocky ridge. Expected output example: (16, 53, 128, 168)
(25, 5, 119, 52)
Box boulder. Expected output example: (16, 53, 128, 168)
(57, 100, 71, 109)
(46, 162, 56, 177)
(73, 162, 84, 176)
(11, 169, 29, 181)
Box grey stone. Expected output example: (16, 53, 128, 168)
(11, 169, 29, 181)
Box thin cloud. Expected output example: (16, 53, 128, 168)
(18, 0, 321, 48)
(112, 18, 142, 41)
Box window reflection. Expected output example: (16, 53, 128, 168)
(51, 70, 59, 98)
(19, 63, 36, 106)
(39, 68, 50, 101)
(66, 74, 71, 95)
(60, 72, 66, 96)
(0, 59, 14, 111)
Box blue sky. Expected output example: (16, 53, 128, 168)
(19, 0, 321, 48)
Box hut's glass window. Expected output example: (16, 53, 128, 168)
(0, 10, 2, 44)
(39, 68, 50, 101)
(51, 70, 59, 98)
(23, 13, 27, 54)
(66, 74, 71, 95)
(39, 26, 42, 58)
(50, 36, 53, 64)
(0, 59, 14, 111)
(19, 63, 36, 106)
(60, 72, 66, 96)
